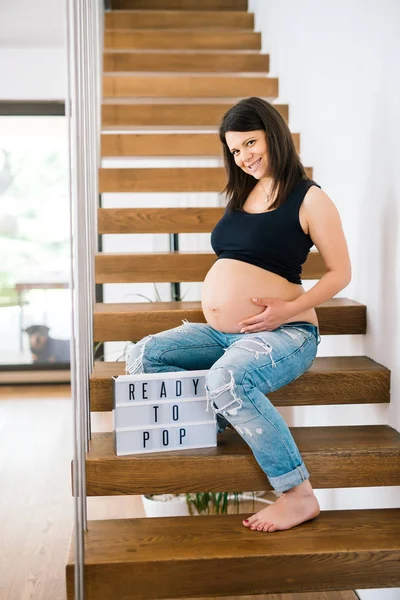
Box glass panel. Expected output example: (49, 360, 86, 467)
(0, 116, 70, 367)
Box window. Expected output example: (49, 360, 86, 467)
(0, 112, 71, 370)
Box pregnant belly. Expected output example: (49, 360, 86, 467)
(201, 258, 318, 333)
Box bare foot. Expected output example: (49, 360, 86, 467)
(243, 480, 320, 532)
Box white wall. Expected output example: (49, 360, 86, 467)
(0, 48, 66, 100)
(0, 0, 66, 100)
(248, 1, 400, 597)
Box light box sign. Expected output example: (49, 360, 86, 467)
(112, 370, 216, 456)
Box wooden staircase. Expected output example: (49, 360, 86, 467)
(66, 0, 400, 598)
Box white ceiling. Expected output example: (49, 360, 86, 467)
(0, 0, 66, 47)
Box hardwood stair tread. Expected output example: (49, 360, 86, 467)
(98, 166, 312, 192)
(94, 249, 322, 283)
(104, 30, 261, 50)
(93, 298, 366, 341)
(96, 206, 270, 234)
(102, 74, 278, 98)
(99, 166, 227, 192)
(101, 131, 298, 156)
(101, 102, 289, 126)
(111, 0, 249, 8)
(94, 298, 363, 312)
(94, 354, 388, 374)
(97, 206, 228, 234)
(85, 426, 400, 495)
(103, 51, 270, 73)
(89, 356, 390, 412)
(66, 509, 400, 598)
(101, 125, 256, 131)
(105, 10, 254, 30)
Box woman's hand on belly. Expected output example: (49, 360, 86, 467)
(201, 259, 317, 333)
(238, 297, 296, 333)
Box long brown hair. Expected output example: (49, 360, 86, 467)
(219, 97, 309, 212)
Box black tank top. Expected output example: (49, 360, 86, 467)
(211, 179, 321, 285)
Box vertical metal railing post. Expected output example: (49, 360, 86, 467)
(79, 0, 90, 452)
(170, 234, 182, 301)
(67, 0, 86, 597)
(66, 0, 85, 596)
(85, 0, 94, 372)
(67, 0, 103, 597)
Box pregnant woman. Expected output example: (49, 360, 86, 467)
(126, 96, 351, 533)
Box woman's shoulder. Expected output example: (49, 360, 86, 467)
(303, 182, 331, 204)
(301, 184, 339, 220)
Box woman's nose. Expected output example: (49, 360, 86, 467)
(242, 151, 253, 163)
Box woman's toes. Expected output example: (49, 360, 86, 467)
(267, 523, 278, 532)
(248, 517, 258, 525)
(256, 522, 265, 531)
(250, 519, 260, 530)
(262, 522, 272, 532)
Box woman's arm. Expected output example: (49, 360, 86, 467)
(288, 186, 352, 316)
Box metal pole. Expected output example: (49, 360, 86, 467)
(169, 233, 182, 301)
(66, 0, 86, 597)
(86, 0, 94, 371)
(83, 0, 94, 443)
(67, 0, 103, 597)
(74, 0, 88, 523)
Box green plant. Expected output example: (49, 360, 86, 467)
(186, 492, 253, 515)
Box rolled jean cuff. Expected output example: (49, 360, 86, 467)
(268, 462, 310, 493)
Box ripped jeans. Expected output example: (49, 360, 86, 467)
(126, 321, 320, 493)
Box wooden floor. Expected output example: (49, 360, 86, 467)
(0, 385, 358, 600)
(0, 384, 145, 600)
(0, 385, 73, 600)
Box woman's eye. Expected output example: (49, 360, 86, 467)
(231, 141, 254, 155)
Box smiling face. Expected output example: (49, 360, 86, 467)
(225, 129, 269, 179)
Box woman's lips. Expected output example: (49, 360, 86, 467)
(247, 158, 261, 171)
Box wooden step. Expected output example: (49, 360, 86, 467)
(99, 166, 224, 192)
(85, 426, 400, 495)
(101, 132, 299, 156)
(103, 51, 270, 73)
(104, 30, 261, 50)
(102, 102, 289, 127)
(103, 74, 278, 99)
(111, 0, 249, 11)
(67, 509, 400, 599)
(66, 581, 358, 600)
(105, 10, 254, 29)
(171, 594, 360, 600)
(99, 166, 312, 193)
(95, 249, 323, 283)
(94, 299, 365, 342)
(90, 356, 390, 412)
(96, 206, 260, 234)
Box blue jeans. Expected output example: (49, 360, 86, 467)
(126, 321, 320, 493)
